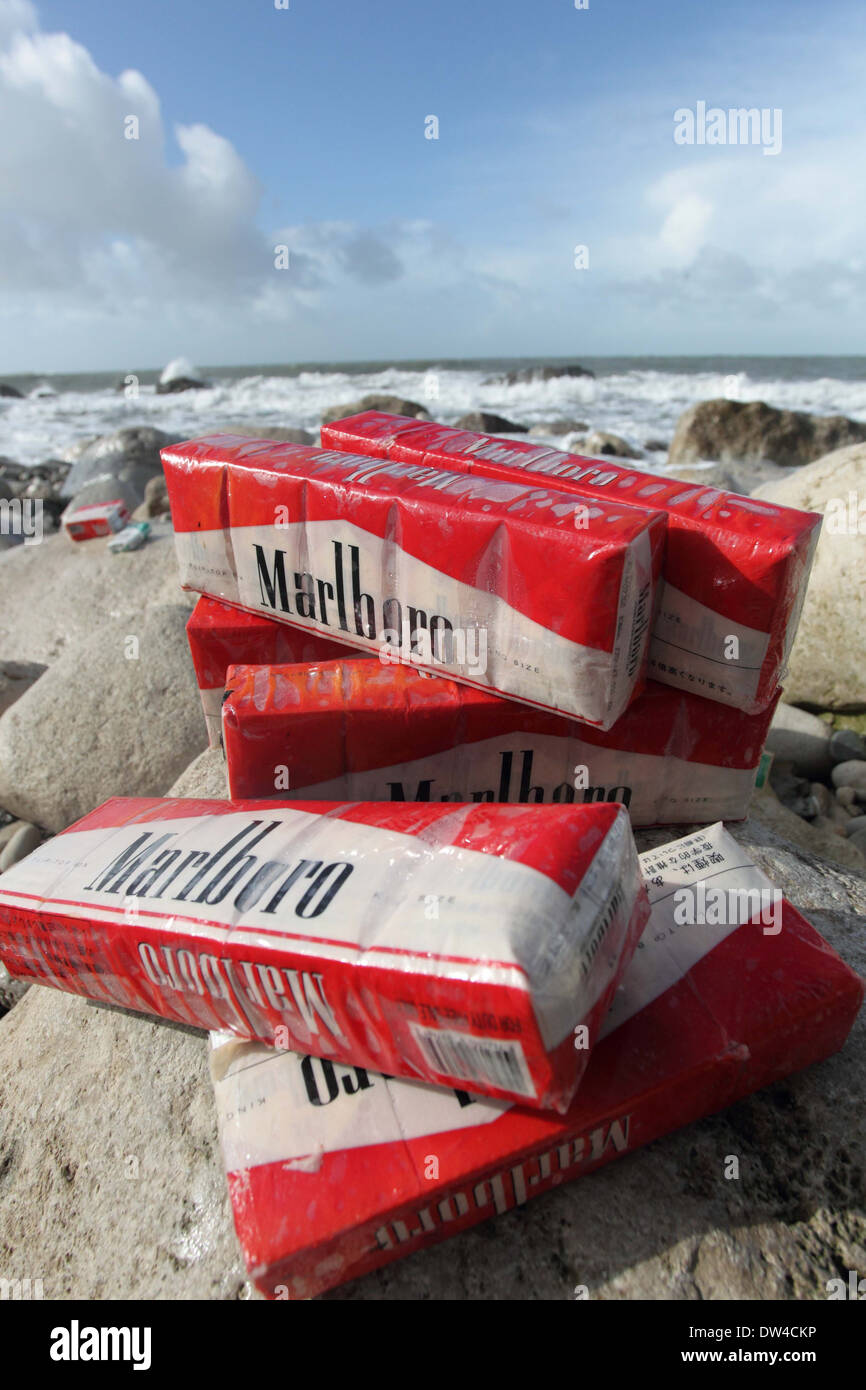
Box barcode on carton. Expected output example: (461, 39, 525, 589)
(410, 1024, 535, 1100)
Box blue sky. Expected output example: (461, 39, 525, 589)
(2, 0, 865, 370)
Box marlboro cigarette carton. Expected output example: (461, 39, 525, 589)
(62, 499, 130, 541)
(222, 658, 780, 826)
(321, 412, 822, 715)
(0, 796, 648, 1111)
(161, 434, 667, 729)
(186, 596, 372, 746)
(210, 822, 864, 1299)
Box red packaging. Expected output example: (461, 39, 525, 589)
(321, 412, 823, 714)
(62, 498, 130, 541)
(161, 434, 667, 729)
(210, 822, 863, 1299)
(222, 657, 780, 826)
(186, 596, 371, 746)
(0, 796, 648, 1112)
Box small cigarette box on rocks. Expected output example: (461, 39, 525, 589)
(62, 499, 130, 541)
(0, 795, 648, 1112)
(161, 434, 667, 730)
(209, 823, 864, 1300)
(321, 412, 823, 715)
(186, 596, 373, 747)
(221, 657, 780, 827)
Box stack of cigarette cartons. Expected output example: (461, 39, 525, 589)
(0, 423, 860, 1301)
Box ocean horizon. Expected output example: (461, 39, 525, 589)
(2, 353, 865, 471)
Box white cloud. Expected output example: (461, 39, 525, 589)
(658, 193, 714, 263)
(0, 0, 419, 363)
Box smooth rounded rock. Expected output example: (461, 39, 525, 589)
(831, 761, 866, 794)
(847, 828, 866, 857)
(843, 815, 866, 838)
(320, 394, 429, 427)
(753, 443, 866, 709)
(60, 427, 180, 501)
(454, 410, 527, 434)
(584, 430, 641, 459)
(835, 786, 861, 809)
(829, 728, 866, 764)
(0, 821, 42, 871)
(0, 517, 187, 665)
(766, 704, 833, 781)
(670, 398, 866, 470)
(0, 604, 207, 832)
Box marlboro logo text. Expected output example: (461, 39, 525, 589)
(254, 540, 472, 670)
(373, 1114, 631, 1251)
(83, 819, 354, 920)
(386, 749, 632, 808)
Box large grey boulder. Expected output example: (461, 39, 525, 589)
(320, 394, 429, 426)
(497, 364, 595, 385)
(669, 399, 866, 471)
(0, 988, 249, 1298)
(582, 430, 640, 459)
(0, 603, 207, 831)
(63, 475, 145, 518)
(752, 443, 866, 710)
(60, 427, 180, 502)
(454, 410, 527, 434)
(0, 517, 187, 665)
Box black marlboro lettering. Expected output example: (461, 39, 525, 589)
(83, 832, 176, 894)
(518, 751, 544, 803)
(333, 541, 349, 631)
(350, 544, 377, 640)
(194, 822, 281, 905)
(175, 821, 276, 902)
(254, 545, 291, 613)
(497, 751, 513, 802)
(387, 780, 434, 802)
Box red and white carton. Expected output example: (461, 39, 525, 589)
(209, 822, 864, 1299)
(62, 499, 130, 541)
(161, 434, 667, 729)
(0, 796, 648, 1111)
(222, 658, 780, 826)
(321, 412, 823, 714)
(187, 596, 372, 746)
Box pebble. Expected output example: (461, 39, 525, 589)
(829, 728, 866, 765)
(848, 828, 866, 857)
(765, 704, 833, 781)
(831, 761, 866, 794)
(0, 821, 42, 871)
(835, 786, 861, 809)
(844, 815, 866, 838)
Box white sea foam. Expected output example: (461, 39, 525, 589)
(0, 362, 864, 471)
